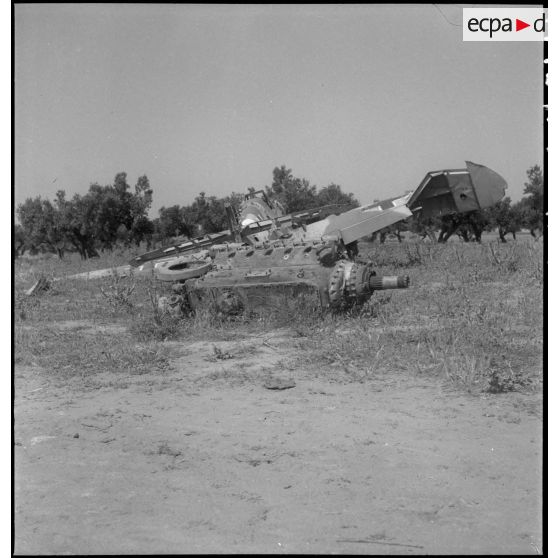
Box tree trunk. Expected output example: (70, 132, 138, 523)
(86, 245, 100, 258)
(438, 222, 457, 243)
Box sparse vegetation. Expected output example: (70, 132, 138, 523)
(99, 271, 137, 311)
(14, 324, 172, 381)
(14, 234, 543, 395)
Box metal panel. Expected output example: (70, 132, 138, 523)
(466, 161, 508, 208)
(356, 192, 412, 212)
(448, 172, 480, 213)
(407, 173, 459, 217)
(324, 205, 413, 244)
(407, 172, 446, 210)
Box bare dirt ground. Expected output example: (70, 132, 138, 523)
(15, 325, 542, 555)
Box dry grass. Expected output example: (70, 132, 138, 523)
(14, 324, 172, 379)
(14, 236, 543, 394)
(288, 238, 543, 393)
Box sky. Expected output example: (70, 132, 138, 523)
(14, 4, 544, 216)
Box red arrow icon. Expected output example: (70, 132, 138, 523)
(516, 19, 530, 31)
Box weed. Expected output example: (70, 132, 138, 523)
(441, 354, 488, 393)
(485, 356, 533, 393)
(404, 243, 423, 266)
(15, 292, 41, 321)
(212, 346, 234, 360)
(453, 245, 464, 266)
(129, 289, 187, 342)
(99, 271, 136, 311)
(14, 323, 172, 380)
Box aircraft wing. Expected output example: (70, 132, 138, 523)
(305, 203, 413, 244)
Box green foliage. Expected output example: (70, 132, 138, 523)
(315, 183, 359, 208)
(131, 215, 154, 246)
(265, 166, 319, 212)
(157, 205, 193, 239)
(99, 271, 137, 312)
(264, 166, 358, 213)
(523, 164, 543, 210)
(408, 214, 439, 242)
(130, 290, 187, 342)
(485, 197, 523, 242)
(519, 164, 544, 238)
(16, 196, 68, 256)
(14, 224, 27, 257)
(16, 173, 154, 259)
(157, 192, 244, 240)
(435, 211, 491, 243)
(185, 191, 242, 234)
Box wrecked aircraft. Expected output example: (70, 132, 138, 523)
(58, 161, 506, 313)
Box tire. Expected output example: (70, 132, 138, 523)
(154, 256, 212, 282)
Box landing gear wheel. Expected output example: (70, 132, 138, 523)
(327, 261, 348, 308)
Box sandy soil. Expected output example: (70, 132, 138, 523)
(14, 328, 543, 555)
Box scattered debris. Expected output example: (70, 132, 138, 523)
(213, 346, 234, 360)
(263, 377, 296, 390)
(156, 442, 182, 457)
(25, 275, 51, 296)
(80, 422, 113, 433)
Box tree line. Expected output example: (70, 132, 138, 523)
(14, 164, 543, 259)
(398, 164, 543, 244)
(15, 173, 154, 259)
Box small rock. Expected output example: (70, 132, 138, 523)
(263, 378, 296, 390)
(73, 433, 79, 438)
